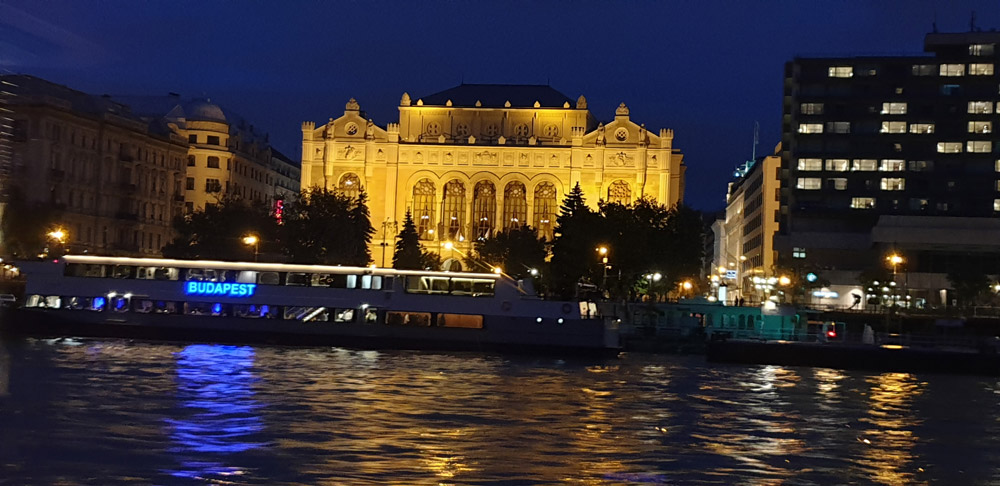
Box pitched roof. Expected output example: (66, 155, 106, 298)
(417, 83, 574, 108)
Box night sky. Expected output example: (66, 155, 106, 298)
(3, 0, 998, 211)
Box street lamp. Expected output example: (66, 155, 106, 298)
(242, 234, 259, 262)
(596, 246, 610, 293)
(47, 228, 67, 244)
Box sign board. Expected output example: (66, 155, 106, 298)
(725, 270, 738, 280)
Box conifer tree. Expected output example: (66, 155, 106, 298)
(393, 210, 423, 269)
(548, 183, 600, 298)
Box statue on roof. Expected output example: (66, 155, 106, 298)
(346, 98, 360, 111)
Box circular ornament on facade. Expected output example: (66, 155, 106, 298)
(543, 124, 558, 137)
(345, 123, 359, 135)
(455, 123, 470, 137)
(615, 127, 628, 142)
(426, 122, 441, 136)
(514, 123, 529, 137)
(484, 124, 499, 137)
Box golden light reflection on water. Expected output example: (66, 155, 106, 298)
(855, 372, 926, 485)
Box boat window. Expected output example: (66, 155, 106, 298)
(137, 266, 178, 280)
(135, 300, 155, 313)
(346, 275, 358, 289)
(184, 302, 226, 316)
(386, 311, 432, 326)
(436, 313, 484, 329)
(382, 276, 394, 291)
(66, 297, 92, 310)
(233, 271, 257, 284)
(451, 278, 473, 295)
(152, 301, 180, 314)
(364, 307, 378, 324)
(185, 269, 228, 282)
(284, 306, 328, 321)
(91, 296, 106, 311)
(312, 273, 335, 287)
(286, 272, 310, 286)
(234, 304, 278, 319)
(333, 308, 355, 322)
(111, 296, 130, 313)
(738, 315, 746, 330)
(65, 264, 105, 277)
(257, 272, 279, 285)
(111, 265, 135, 279)
(360, 275, 381, 289)
(470, 279, 495, 297)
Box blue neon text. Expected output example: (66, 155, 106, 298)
(185, 281, 257, 297)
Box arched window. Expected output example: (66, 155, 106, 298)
(412, 179, 435, 240)
(339, 173, 361, 200)
(607, 180, 631, 205)
(473, 181, 496, 239)
(533, 182, 557, 240)
(503, 182, 527, 230)
(441, 180, 466, 240)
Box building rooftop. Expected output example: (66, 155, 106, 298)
(417, 83, 575, 108)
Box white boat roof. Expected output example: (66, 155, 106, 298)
(62, 255, 501, 280)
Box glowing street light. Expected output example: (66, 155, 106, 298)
(492, 266, 503, 275)
(47, 228, 67, 244)
(682, 281, 693, 290)
(778, 275, 791, 286)
(443, 241, 454, 250)
(242, 234, 260, 262)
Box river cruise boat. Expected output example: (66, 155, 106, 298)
(4, 255, 619, 355)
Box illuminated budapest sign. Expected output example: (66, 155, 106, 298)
(185, 281, 257, 297)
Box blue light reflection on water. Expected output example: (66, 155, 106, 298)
(162, 344, 267, 480)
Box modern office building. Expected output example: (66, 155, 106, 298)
(778, 31, 1000, 308)
(301, 84, 686, 268)
(712, 145, 782, 304)
(1, 74, 188, 256)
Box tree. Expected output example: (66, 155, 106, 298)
(0, 185, 61, 258)
(162, 196, 277, 260)
(469, 225, 547, 279)
(948, 264, 990, 308)
(282, 187, 374, 265)
(548, 183, 600, 298)
(393, 210, 440, 270)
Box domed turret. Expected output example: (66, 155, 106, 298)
(184, 99, 227, 123)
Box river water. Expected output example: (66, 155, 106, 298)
(1, 337, 998, 485)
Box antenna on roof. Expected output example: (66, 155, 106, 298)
(932, 12, 938, 33)
(751, 121, 759, 161)
(970, 11, 977, 32)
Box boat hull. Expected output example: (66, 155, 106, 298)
(0, 307, 619, 357)
(706, 339, 1000, 376)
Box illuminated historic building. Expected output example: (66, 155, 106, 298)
(301, 84, 686, 267)
(1, 74, 188, 256)
(115, 95, 300, 213)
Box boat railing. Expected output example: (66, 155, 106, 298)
(720, 328, 999, 352)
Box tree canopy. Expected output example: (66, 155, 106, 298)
(469, 225, 547, 279)
(392, 209, 440, 270)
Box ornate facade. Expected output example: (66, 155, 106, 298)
(301, 84, 686, 267)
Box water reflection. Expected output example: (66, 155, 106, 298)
(0, 340, 9, 396)
(163, 344, 266, 480)
(855, 372, 925, 485)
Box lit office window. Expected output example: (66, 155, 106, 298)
(851, 197, 875, 209)
(940, 64, 965, 76)
(881, 121, 907, 133)
(995, 199, 1000, 212)
(908, 160, 933, 172)
(796, 178, 822, 190)
(798, 123, 823, 134)
(937, 142, 963, 153)
(881, 102, 907, 114)
(792, 247, 807, 259)
(829, 178, 848, 190)
(970, 44, 995, 56)
(852, 159, 877, 171)
(880, 160, 905, 172)
(909, 123, 935, 134)
(970, 63, 994, 75)
(880, 178, 905, 191)
(800, 103, 824, 115)
(828, 66, 853, 78)
(826, 121, 851, 134)
(968, 101, 994, 114)
(825, 159, 850, 171)
(969, 121, 993, 134)
(996, 160, 1000, 172)
(797, 158, 823, 171)
(911, 64, 935, 76)
(968, 141, 992, 153)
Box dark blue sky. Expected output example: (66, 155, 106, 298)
(3, 0, 998, 211)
